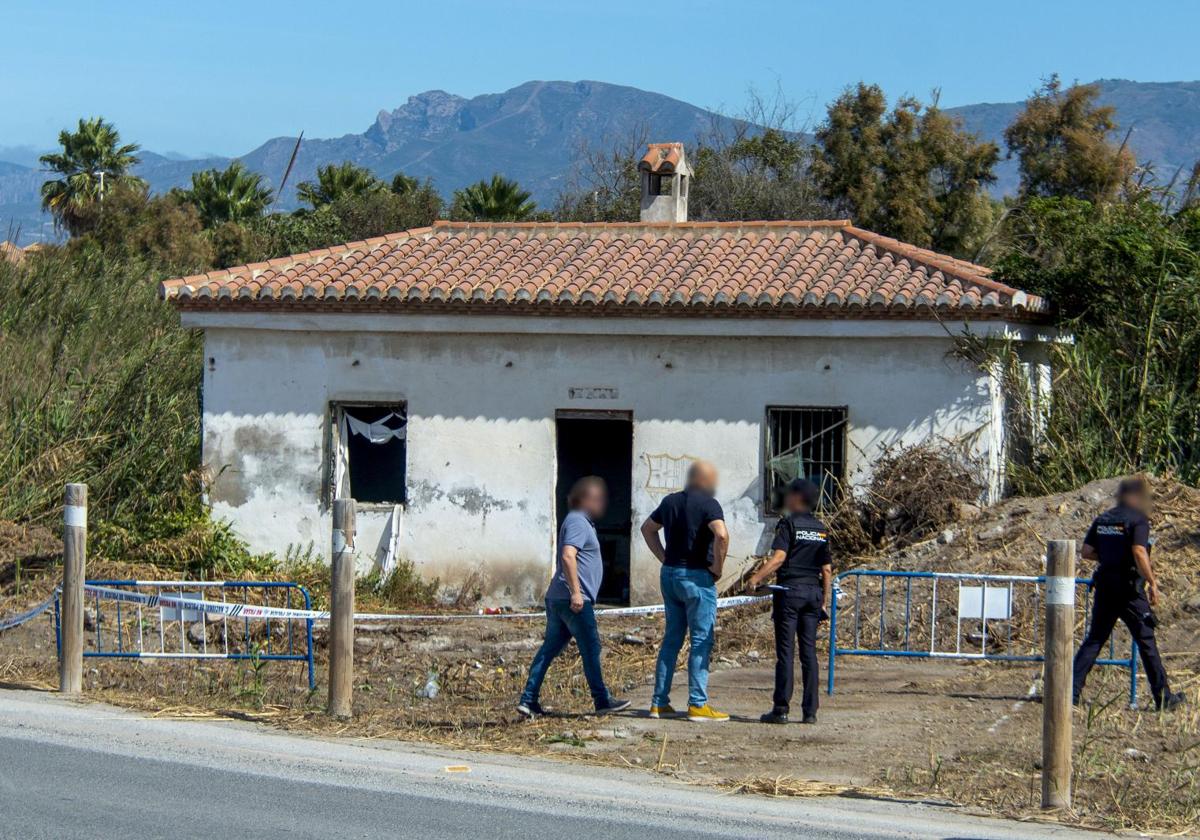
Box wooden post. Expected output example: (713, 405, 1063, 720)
(1042, 539, 1075, 810)
(59, 483, 87, 695)
(327, 498, 356, 719)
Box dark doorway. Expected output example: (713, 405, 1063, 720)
(555, 413, 633, 605)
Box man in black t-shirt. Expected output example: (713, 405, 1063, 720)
(1072, 478, 1184, 711)
(746, 478, 832, 724)
(640, 461, 730, 722)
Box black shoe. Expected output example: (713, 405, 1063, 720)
(516, 701, 545, 719)
(1157, 691, 1187, 712)
(801, 714, 818, 725)
(760, 710, 789, 724)
(596, 698, 631, 715)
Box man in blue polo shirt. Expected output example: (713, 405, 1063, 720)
(517, 476, 631, 719)
(640, 460, 730, 722)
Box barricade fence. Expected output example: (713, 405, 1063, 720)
(827, 569, 1139, 706)
(54, 580, 317, 690)
(33, 581, 766, 690)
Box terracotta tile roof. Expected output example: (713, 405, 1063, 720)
(639, 142, 687, 174)
(160, 220, 1050, 320)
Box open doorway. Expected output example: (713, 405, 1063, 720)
(555, 412, 633, 605)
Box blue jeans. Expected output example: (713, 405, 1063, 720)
(652, 566, 717, 708)
(520, 599, 612, 709)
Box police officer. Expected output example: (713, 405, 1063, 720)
(1072, 477, 1185, 711)
(746, 478, 832, 725)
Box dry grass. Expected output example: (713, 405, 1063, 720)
(720, 775, 891, 798)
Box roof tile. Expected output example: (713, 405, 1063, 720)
(160, 220, 1049, 320)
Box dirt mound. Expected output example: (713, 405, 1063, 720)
(878, 476, 1200, 647)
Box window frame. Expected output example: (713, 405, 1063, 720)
(763, 405, 849, 515)
(327, 400, 409, 508)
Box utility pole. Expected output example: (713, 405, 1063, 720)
(328, 498, 356, 719)
(59, 484, 87, 694)
(1042, 539, 1076, 810)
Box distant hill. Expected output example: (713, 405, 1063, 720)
(3, 78, 1199, 246)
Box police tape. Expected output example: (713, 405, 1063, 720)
(81, 584, 767, 622)
(0, 591, 58, 632)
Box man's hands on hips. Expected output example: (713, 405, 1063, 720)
(570, 591, 585, 613)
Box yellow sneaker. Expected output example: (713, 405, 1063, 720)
(648, 704, 675, 719)
(687, 704, 730, 722)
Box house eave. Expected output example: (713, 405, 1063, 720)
(179, 309, 1065, 343)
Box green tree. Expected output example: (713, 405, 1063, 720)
(390, 172, 420, 195)
(553, 135, 644, 222)
(180, 161, 273, 227)
(39, 117, 144, 235)
(331, 182, 442, 239)
(451, 174, 536, 221)
(812, 85, 888, 227)
(812, 84, 999, 256)
(690, 126, 830, 223)
(67, 184, 213, 274)
(1004, 76, 1135, 204)
(296, 162, 383, 208)
(986, 196, 1200, 490)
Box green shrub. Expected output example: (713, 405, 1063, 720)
(359, 559, 440, 609)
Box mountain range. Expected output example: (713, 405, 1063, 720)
(3, 78, 1199, 246)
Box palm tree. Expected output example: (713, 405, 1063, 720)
(296, 162, 382, 208)
(39, 117, 144, 235)
(451, 174, 537, 221)
(390, 172, 420, 196)
(181, 162, 273, 227)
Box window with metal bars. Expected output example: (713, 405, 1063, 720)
(764, 406, 848, 512)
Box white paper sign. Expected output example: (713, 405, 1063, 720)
(161, 592, 203, 623)
(958, 585, 1012, 620)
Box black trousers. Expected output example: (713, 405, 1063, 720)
(1072, 584, 1169, 703)
(772, 583, 822, 717)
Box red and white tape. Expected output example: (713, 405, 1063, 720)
(81, 584, 766, 622)
(0, 592, 58, 632)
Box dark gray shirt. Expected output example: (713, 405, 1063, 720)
(546, 510, 603, 602)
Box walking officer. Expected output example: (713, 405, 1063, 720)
(746, 478, 832, 725)
(1072, 477, 1185, 711)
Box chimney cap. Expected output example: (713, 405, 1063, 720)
(638, 142, 691, 175)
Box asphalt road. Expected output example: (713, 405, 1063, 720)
(0, 689, 1102, 840)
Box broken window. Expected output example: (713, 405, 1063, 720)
(331, 403, 408, 504)
(765, 406, 848, 512)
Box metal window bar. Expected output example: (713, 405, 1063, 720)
(766, 407, 848, 511)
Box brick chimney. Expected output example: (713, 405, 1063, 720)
(638, 142, 691, 223)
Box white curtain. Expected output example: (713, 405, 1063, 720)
(345, 411, 407, 444)
(333, 408, 407, 501)
(380, 504, 403, 577)
(334, 411, 352, 500)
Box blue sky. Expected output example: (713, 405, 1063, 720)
(2, 0, 1197, 157)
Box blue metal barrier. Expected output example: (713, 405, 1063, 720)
(827, 570, 1139, 707)
(55, 579, 315, 690)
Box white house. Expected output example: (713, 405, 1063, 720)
(161, 143, 1055, 606)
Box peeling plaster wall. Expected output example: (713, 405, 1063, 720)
(200, 326, 1000, 605)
